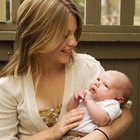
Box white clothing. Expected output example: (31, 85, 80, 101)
(73, 100, 122, 133)
(0, 53, 104, 140)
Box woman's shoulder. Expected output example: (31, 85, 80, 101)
(71, 53, 104, 80)
(0, 76, 22, 101)
(0, 76, 20, 88)
(74, 53, 96, 61)
(74, 53, 104, 70)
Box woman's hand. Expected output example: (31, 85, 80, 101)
(80, 107, 133, 140)
(51, 108, 84, 139)
(21, 109, 84, 140)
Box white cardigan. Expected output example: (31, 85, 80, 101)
(0, 54, 104, 139)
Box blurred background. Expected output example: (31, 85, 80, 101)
(0, 0, 140, 140)
(74, 0, 140, 25)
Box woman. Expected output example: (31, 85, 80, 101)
(0, 0, 132, 139)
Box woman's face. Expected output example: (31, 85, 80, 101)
(44, 15, 78, 65)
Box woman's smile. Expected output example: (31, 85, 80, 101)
(61, 49, 72, 56)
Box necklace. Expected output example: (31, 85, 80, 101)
(39, 104, 62, 127)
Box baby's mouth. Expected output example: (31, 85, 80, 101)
(89, 87, 96, 94)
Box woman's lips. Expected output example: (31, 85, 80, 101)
(62, 50, 72, 56)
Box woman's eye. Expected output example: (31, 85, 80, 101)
(64, 32, 70, 39)
(64, 34, 69, 39)
(74, 31, 77, 38)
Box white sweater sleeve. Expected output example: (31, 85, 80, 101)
(0, 76, 21, 140)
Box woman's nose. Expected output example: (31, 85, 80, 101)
(68, 36, 77, 47)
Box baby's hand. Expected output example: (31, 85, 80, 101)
(84, 90, 94, 102)
(73, 91, 86, 102)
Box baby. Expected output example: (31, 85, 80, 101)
(64, 70, 133, 139)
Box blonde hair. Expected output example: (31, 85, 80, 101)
(0, 0, 82, 84)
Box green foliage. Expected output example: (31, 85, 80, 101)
(73, 0, 85, 18)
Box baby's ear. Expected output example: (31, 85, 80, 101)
(116, 97, 124, 104)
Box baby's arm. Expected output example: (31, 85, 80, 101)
(85, 91, 111, 126)
(86, 100, 111, 126)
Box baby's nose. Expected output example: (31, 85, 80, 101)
(94, 81, 100, 87)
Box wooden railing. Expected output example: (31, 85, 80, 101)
(82, 0, 140, 41)
(84, 0, 135, 25)
(0, 0, 140, 41)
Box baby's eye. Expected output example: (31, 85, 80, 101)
(97, 78, 100, 81)
(104, 83, 109, 88)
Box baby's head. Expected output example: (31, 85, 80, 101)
(106, 70, 133, 106)
(89, 70, 133, 106)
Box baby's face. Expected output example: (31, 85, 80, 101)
(89, 71, 122, 101)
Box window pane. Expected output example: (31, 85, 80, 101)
(134, 0, 140, 25)
(101, 0, 120, 25)
(0, 0, 6, 22)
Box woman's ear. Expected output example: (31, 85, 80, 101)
(116, 97, 124, 104)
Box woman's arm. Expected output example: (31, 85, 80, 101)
(80, 108, 133, 140)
